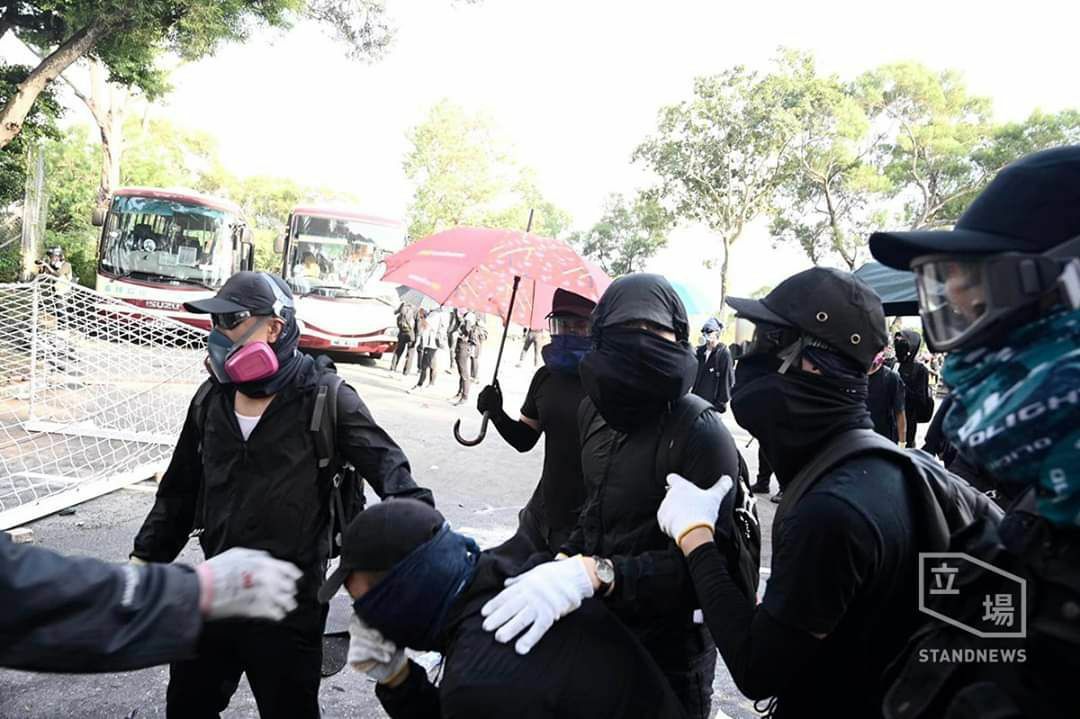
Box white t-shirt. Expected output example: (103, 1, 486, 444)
(235, 412, 261, 442)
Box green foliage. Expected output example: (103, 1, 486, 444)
(119, 116, 222, 188)
(403, 99, 571, 240)
(42, 124, 99, 284)
(568, 193, 671, 276)
(0, 63, 61, 205)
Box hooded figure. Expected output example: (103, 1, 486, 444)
(479, 274, 752, 719)
(692, 317, 734, 412)
(322, 500, 686, 719)
(893, 329, 932, 448)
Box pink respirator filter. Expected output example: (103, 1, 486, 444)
(224, 342, 279, 383)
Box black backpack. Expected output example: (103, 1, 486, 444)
(655, 394, 762, 601)
(190, 355, 365, 559)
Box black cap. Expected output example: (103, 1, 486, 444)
(184, 271, 293, 315)
(870, 146, 1080, 270)
(546, 288, 595, 319)
(318, 499, 445, 603)
(726, 267, 887, 370)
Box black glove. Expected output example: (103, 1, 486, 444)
(715, 402, 727, 414)
(477, 384, 504, 417)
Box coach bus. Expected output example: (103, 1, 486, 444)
(275, 206, 403, 358)
(93, 187, 253, 331)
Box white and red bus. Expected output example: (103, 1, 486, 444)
(93, 187, 253, 331)
(275, 206, 403, 358)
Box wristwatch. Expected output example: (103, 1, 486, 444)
(592, 556, 615, 596)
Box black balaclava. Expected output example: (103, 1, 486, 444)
(731, 339, 873, 487)
(578, 273, 698, 433)
(894, 329, 921, 365)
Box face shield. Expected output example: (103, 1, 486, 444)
(912, 242, 1079, 351)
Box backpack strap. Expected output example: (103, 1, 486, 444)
(191, 378, 215, 442)
(311, 371, 343, 470)
(654, 394, 714, 485)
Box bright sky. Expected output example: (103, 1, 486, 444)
(7, 0, 1080, 306)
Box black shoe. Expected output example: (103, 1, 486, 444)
(770, 490, 784, 504)
(750, 481, 771, 494)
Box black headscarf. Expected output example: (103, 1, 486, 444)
(590, 273, 690, 342)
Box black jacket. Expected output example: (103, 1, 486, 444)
(374, 552, 686, 718)
(133, 365, 433, 604)
(0, 533, 201, 672)
(691, 343, 733, 411)
(561, 397, 745, 671)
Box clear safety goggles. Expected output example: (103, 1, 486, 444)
(730, 322, 801, 362)
(911, 240, 1080, 352)
(549, 315, 591, 337)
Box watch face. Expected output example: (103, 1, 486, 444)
(595, 558, 615, 584)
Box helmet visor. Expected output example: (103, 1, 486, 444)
(913, 257, 990, 351)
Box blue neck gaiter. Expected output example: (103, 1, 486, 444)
(941, 308, 1080, 527)
(352, 524, 480, 651)
(541, 334, 592, 374)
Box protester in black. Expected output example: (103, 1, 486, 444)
(131, 271, 434, 719)
(477, 289, 595, 561)
(893, 329, 930, 448)
(749, 445, 774, 495)
(391, 301, 417, 374)
(480, 274, 757, 719)
(657, 267, 920, 718)
(866, 350, 907, 444)
(691, 317, 733, 412)
(317, 500, 685, 719)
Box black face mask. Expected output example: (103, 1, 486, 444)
(579, 326, 698, 433)
(731, 354, 872, 486)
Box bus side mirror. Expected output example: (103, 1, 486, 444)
(240, 241, 255, 271)
(274, 232, 286, 254)
(91, 207, 107, 227)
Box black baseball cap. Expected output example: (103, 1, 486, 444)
(870, 146, 1080, 270)
(546, 288, 596, 319)
(726, 267, 887, 370)
(184, 271, 292, 315)
(318, 499, 445, 603)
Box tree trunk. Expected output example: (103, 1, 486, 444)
(90, 60, 127, 205)
(718, 237, 732, 310)
(0, 19, 109, 148)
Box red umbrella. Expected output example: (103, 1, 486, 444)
(382, 224, 611, 444)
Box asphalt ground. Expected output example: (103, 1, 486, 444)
(0, 344, 779, 719)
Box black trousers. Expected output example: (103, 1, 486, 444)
(456, 345, 472, 399)
(391, 338, 414, 373)
(416, 347, 437, 387)
(166, 602, 326, 719)
(520, 335, 539, 365)
(905, 411, 919, 449)
(470, 347, 481, 380)
(663, 640, 716, 719)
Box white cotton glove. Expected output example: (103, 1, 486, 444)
(195, 548, 302, 621)
(348, 615, 408, 683)
(657, 473, 734, 546)
(480, 557, 594, 655)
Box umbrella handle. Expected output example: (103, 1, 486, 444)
(453, 411, 490, 447)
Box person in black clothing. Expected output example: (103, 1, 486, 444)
(749, 445, 775, 495)
(391, 301, 417, 374)
(480, 274, 758, 719)
(893, 329, 931, 448)
(477, 289, 595, 561)
(1, 536, 300, 673)
(318, 499, 686, 719)
(131, 271, 434, 719)
(691, 317, 733, 413)
(866, 350, 907, 444)
(517, 328, 541, 367)
(656, 267, 920, 718)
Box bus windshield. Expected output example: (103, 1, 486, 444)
(287, 214, 403, 297)
(98, 195, 235, 289)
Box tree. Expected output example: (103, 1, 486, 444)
(568, 193, 670, 276)
(41, 124, 98, 284)
(856, 63, 994, 230)
(404, 99, 570, 239)
(634, 59, 804, 306)
(0, 63, 60, 206)
(768, 51, 890, 269)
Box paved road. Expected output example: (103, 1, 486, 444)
(0, 351, 777, 719)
